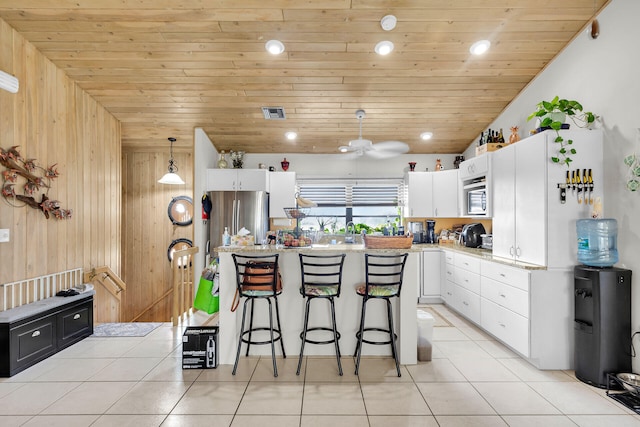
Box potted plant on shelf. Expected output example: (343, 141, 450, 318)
(527, 96, 598, 167)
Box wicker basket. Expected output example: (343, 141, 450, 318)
(363, 234, 413, 249)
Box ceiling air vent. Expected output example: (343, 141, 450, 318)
(262, 106, 286, 120)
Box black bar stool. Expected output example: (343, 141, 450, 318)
(354, 253, 408, 377)
(231, 253, 286, 377)
(297, 253, 346, 376)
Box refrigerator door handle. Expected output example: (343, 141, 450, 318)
(236, 199, 241, 234)
(232, 199, 237, 234)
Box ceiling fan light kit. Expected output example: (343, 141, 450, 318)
(339, 110, 409, 158)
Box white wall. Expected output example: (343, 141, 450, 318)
(239, 153, 458, 178)
(471, 0, 640, 368)
(193, 128, 219, 280)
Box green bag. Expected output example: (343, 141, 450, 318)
(194, 277, 219, 314)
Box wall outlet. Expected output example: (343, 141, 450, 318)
(0, 229, 9, 243)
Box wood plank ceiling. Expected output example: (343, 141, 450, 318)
(0, 0, 608, 154)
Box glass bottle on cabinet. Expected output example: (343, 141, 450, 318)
(217, 150, 228, 169)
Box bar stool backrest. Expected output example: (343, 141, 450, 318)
(232, 253, 280, 296)
(364, 253, 409, 297)
(299, 253, 346, 297)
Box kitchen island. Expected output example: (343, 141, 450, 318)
(216, 244, 421, 366)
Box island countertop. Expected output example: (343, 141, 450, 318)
(215, 246, 419, 366)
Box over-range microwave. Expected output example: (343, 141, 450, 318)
(467, 188, 487, 215)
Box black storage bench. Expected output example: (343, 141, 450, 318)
(0, 290, 94, 377)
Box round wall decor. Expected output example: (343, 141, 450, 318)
(167, 238, 193, 263)
(167, 196, 193, 226)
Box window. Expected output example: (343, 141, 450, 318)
(297, 179, 404, 233)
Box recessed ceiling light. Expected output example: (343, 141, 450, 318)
(420, 132, 433, 141)
(375, 41, 394, 55)
(339, 146, 349, 153)
(265, 40, 285, 55)
(285, 131, 297, 140)
(380, 15, 397, 31)
(469, 40, 491, 55)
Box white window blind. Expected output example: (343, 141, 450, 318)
(298, 179, 404, 207)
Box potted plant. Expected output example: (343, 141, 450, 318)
(527, 96, 597, 167)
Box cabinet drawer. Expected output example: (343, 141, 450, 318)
(481, 261, 529, 291)
(11, 317, 56, 369)
(58, 301, 93, 349)
(444, 264, 455, 282)
(481, 276, 529, 318)
(454, 253, 481, 274)
(443, 251, 454, 265)
(454, 285, 480, 325)
(454, 268, 480, 294)
(481, 298, 529, 356)
(442, 279, 455, 304)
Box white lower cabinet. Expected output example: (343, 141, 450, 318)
(440, 251, 575, 369)
(454, 284, 480, 324)
(420, 249, 442, 303)
(440, 251, 455, 305)
(481, 298, 529, 356)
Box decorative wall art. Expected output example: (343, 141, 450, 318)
(0, 145, 72, 219)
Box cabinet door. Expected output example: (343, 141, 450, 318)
(491, 145, 516, 260)
(513, 136, 546, 265)
(421, 250, 441, 298)
(459, 153, 489, 181)
(269, 172, 296, 218)
(206, 169, 239, 191)
(433, 169, 459, 217)
(405, 172, 433, 217)
(237, 169, 269, 191)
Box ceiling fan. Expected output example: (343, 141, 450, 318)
(338, 109, 410, 159)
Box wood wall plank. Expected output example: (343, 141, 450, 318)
(0, 19, 120, 289)
(121, 148, 193, 322)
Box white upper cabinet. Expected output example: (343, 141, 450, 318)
(432, 169, 459, 217)
(206, 169, 269, 192)
(405, 172, 433, 217)
(491, 130, 603, 267)
(405, 170, 459, 218)
(268, 171, 296, 218)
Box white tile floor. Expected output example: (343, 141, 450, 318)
(1, 304, 639, 426)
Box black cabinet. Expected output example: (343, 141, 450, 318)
(0, 295, 93, 377)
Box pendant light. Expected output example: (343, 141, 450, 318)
(158, 137, 185, 185)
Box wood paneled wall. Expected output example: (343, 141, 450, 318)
(121, 147, 193, 322)
(0, 18, 121, 285)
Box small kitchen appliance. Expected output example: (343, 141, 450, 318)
(425, 220, 436, 244)
(460, 223, 486, 248)
(408, 221, 424, 243)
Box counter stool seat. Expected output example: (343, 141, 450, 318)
(354, 253, 408, 377)
(232, 253, 286, 378)
(297, 253, 346, 376)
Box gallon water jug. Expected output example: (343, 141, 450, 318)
(576, 218, 619, 267)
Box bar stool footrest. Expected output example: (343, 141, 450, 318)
(356, 327, 397, 346)
(241, 327, 283, 346)
(300, 327, 341, 345)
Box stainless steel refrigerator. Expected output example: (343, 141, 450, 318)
(208, 191, 269, 254)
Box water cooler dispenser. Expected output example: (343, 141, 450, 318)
(574, 265, 632, 388)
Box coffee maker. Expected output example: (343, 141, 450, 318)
(425, 220, 436, 244)
(408, 221, 424, 243)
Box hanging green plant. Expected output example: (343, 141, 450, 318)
(527, 96, 597, 167)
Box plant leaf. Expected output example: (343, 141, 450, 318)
(551, 157, 560, 163)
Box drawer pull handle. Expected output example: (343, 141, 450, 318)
(32, 330, 40, 337)
(499, 293, 506, 298)
(463, 301, 469, 306)
(447, 271, 452, 276)
(500, 273, 506, 277)
(499, 323, 506, 328)
(73, 314, 81, 320)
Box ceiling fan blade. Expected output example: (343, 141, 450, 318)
(373, 140, 410, 154)
(366, 149, 403, 159)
